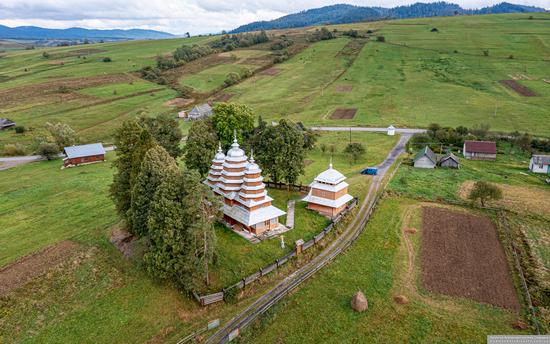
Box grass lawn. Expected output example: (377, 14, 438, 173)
(180, 63, 255, 93)
(241, 197, 528, 343)
(77, 80, 160, 99)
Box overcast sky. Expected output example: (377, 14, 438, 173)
(0, 0, 548, 35)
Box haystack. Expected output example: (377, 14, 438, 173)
(351, 291, 368, 312)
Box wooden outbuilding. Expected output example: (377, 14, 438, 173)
(187, 103, 212, 121)
(439, 152, 460, 169)
(63, 143, 105, 168)
(413, 146, 437, 169)
(529, 155, 550, 174)
(463, 140, 496, 160)
(0, 118, 16, 130)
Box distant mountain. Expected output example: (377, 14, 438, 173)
(231, 2, 546, 33)
(0, 25, 175, 40)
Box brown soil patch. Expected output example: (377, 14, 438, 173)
(459, 180, 550, 216)
(164, 97, 194, 107)
(394, 295, 409, 304)
(421, 206, 520, 310)
(335, 85, 353, 93)
(512, 320, 529, 330)
(213, 93, 234, 102)
(110, 227, 137, 258)
(260, 68, 281, 76)
(304, 159, 314, 166)
(405, 227, 417, 234)
(500, 80, 536, 96)
(0, 240, 79, 295)
(330, 108, 357, 119)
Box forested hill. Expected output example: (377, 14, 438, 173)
(231, 2, 546, 32)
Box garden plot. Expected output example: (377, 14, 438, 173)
(330, 108, 357, 119)
(500, 80, 537, 96)
(421, 206, 520, 310)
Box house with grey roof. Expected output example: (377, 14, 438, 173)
(413, 146, 437, 169)
(529, 154, 550, 174)
(187, 103, 212, 121)
(63, 143, 105, 168)
(439, 152, 460, 169)
(0, 118, 16, 130)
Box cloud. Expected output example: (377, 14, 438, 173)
(0, 0, 547, 35)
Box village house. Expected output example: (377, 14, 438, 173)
(204, 139, 286, 236)
(186, 103, 212, 121)
(302, 162, 354, 218)
(463, 140, 497, 160)
(529, 154, 550, 174)
(439, 152, 460, 169)
(63, 143, 105, 168)
(413, 146, 437, 168)
(0, 118, 16, 130)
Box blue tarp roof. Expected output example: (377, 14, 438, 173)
(64, 143, 105, 159)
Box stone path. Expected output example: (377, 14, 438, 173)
(286, 200, 295, 229)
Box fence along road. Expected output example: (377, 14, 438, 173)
(205, 133, 412, 344)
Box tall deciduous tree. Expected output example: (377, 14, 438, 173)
(141, 113, 183, 158)
(127, 144, 178, 236)
(110, 119, 144, 219)
(45, 122, 78, 150)
(468, 181, 503, 207)
(255, 119, 305, 184)
(344, 142, 366, 164)
(211, 103, 254, 148)
(184, 119, 218, 177)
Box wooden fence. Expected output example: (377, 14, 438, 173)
(193, 197, 358, 306)
(264, 181, 310, 193)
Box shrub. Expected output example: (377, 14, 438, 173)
(42, 51, 50, 59)
(36, 142, 60, 160)
(224, 72, 240, 86)
(3, 143, 26, 156)
(483, 50, 489, 56)
(14, 126, 26, 134)
(57, 85, 71, 94)
(103, 57, 112, 62)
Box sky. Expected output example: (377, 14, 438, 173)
(0, 0, 548, 35)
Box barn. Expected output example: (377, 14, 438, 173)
(529, 155, 550, 174)
(439, 152, 460, 169)
(463, 140, 496, 160)
(63, 143, 106, 168)
(413, 146, 437, 169)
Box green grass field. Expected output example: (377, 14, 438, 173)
(241, 197, 527, 343)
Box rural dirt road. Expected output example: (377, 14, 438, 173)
(205, 133, 412, 344)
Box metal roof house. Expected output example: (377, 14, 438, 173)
(529, 155, 550, 174)
(463, 140, 497, 160)
(187, 104, 212, 121)
(63, 143, 106, 168)
(413, 146, 437, 168)
(0, 118, 16, 130)
(439, 152, 460, 169)
(302, 161, 354, 218)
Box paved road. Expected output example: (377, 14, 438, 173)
(0, 146, 115, 170)
(205, 134, 412, 344)
(311, 126, 426, 134)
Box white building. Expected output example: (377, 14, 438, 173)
(204, 138, 286, 236)
(302, 162, 354, 218)
(387, 125, 395, 136)
(529, 155, 550, 174)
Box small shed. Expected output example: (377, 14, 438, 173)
(63, 143, 105, 168)
(439, 152, 460, 169)
(529, 155, 550, 174)
(387, 125, 395, 136)
(187, 104, 212, 121)
(413, 146, 436, 169)
(178, 111, 187, 119)
(463, 140, 496, 160)
(0, 118, 16, 130)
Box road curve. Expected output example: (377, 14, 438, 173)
(205, 134, 412, 344)
(311, 126, 426, 134)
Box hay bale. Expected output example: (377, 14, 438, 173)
(351, 291, 368, 312)
(405, 227, 417, 234)
(394, 295, 409, 304)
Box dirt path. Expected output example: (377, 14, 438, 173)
(0, 241, 80, 295)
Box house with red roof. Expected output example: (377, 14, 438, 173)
(463, 140, 497, 160)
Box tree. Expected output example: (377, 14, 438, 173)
(141, 113, 183, 158)
(320, 143, 327, 154)
(255, 119, 305, 184)
(211, 103, 254, 148)
(470, 123, 490, 138)
(468, 181, 502, 207)
(110, 119, 145, 219)
(224, 72, 241, 86)
(428, 123, 441, 137)
(344, 142, 366, 164)
(144, 167, 221, 290)
(127, 145, 179, 237)
(36, 141, 59, 160)
(45, 122, 78, 150)
(184, 119, 218, 176)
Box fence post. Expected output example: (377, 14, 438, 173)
(295, 239, 304, 255)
